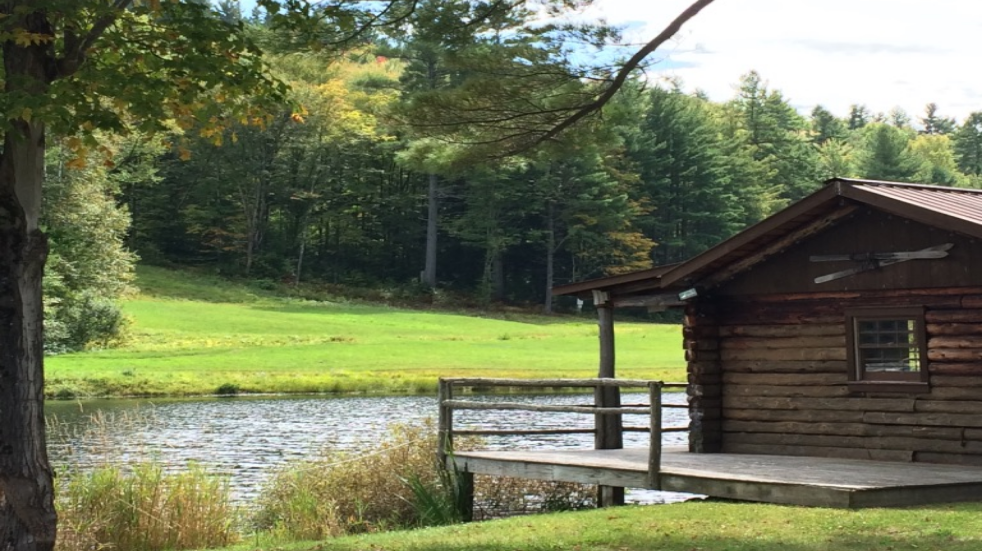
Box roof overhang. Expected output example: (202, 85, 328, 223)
(552, 178, 982, 304)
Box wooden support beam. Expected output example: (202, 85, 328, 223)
(456, 471, 474, 522)
(611, 293, 685, 309)
(595, 303, 623, 506)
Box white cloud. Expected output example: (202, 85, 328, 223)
(588, 0, 982, 121)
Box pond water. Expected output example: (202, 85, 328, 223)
(45, 393, 694, 504)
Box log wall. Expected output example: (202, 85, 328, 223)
(687, 287, 982, 466)
(684, 300, 722, 452)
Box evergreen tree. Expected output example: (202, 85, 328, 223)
(857, 123, 922, 181)
(848, 104, 872, 130)
(889, 107, 911, 129)
(954, 112, 982, 177)
(810, 105, 847, 144)
(919, 103, 956, 135)
(816, 138, 856, 179)
(730, 71, 822, 202)
(632, 86, 742, 264)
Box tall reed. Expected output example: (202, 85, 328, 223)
(254, 422, 444, 539)
(57, 462, 238, 551)
(49, 408, 239, 551)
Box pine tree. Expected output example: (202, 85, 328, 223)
(954, 113, 982, 177)
(857, 123, 922, 181)
(919, 103, 956, 135)
(848, 104, 872, 130)
(810, 105, 847, 144)
(632, 86, 742, 264)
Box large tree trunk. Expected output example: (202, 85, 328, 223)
(0, 12, 58, 550)
(0, 119, 57, 551)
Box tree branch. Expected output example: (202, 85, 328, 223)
(58, 0, 134, 78)
(529, 0, 717, 150)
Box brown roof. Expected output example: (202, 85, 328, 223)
(553, 178, 982, 298)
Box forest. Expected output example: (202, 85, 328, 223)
(43, 1, 982, 353)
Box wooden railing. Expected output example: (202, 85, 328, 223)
(437, 378, 688, 489)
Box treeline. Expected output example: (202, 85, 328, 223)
(44, 3, 982, 350)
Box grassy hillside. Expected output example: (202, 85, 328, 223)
(45, 266, 685, 397)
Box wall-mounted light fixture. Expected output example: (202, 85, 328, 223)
(677, 287, 700, 301)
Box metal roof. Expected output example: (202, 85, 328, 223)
(554, 178, 982, 298)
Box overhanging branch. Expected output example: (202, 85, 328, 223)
(529, 0, 717, 149)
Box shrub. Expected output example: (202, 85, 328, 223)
(254, 422, 444, 539)
(254, 421, 597, 541)
(45, 291, 128, 353)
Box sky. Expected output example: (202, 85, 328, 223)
(584, 0, 982, 123)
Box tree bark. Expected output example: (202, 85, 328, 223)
(544, 201, 556, 314)
(422, 172, 438, 288)
(0, 9, 59, 550)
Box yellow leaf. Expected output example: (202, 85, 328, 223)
(178, 147, 192, 161)
(20, 107, 31, 122)
(65, 157, 87, 170)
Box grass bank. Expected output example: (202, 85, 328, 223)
(209, 500, 982, 551)
(46, 266, 684, 398)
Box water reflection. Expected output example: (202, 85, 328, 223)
(46, 393, 690, 503)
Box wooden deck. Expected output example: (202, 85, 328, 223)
(452, 446, 982, 508)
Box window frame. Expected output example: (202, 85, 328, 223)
(845, 306, 929, 393)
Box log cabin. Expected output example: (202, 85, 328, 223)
(554, 177, 982, 467)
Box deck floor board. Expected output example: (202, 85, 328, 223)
(452, 446, 982, 507)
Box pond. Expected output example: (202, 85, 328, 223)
(45, 392, 694, 504)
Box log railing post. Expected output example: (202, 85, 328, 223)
(647, 381, 663, 489)
(438, 378, 454, 467)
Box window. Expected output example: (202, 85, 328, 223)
(846, 307, 929, 392)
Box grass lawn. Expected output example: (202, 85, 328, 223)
(46, 266, 685, 397)
(208, 500, 982, 551)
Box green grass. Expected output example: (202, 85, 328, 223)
(203, 500, 982, 551)
(45, 266, 684, 397)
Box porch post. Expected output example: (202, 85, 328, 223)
(593, 290, 624, 506)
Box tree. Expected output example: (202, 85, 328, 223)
(729, 71, 822, 202)
(848, 104, 872, 130)
(954, 112, 982, 178)
(856, 123, 921, 181)
(632, 85, 741, 264)
(42, 134, 150, 353)
(919, 102, 956, 135)
(0, 1, 715, 547)
(809, 105, 846, 144)
(815, 138, 856, 179)
(910, 134, 963, 186)
(0, 3, 293, 548)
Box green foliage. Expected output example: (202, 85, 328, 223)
(631, 85, 742, 264)
(857, 123, 922, 181)
(954, 112, 982, 177)
(42, 136, 143, 353)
